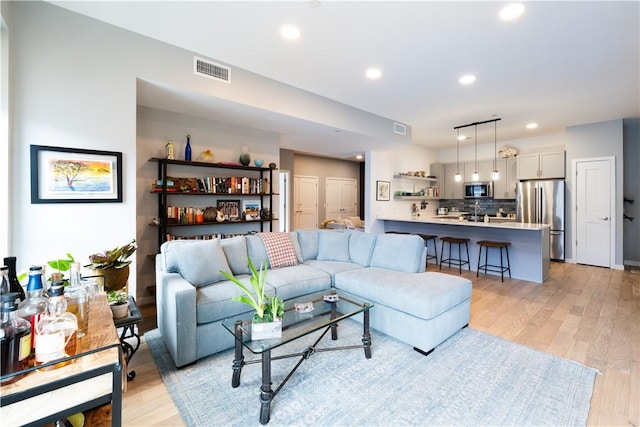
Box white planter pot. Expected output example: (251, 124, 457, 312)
(251, 321, 282, 340)
(110, 301, 129, 319)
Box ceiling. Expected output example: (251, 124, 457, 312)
(50, 1, 640, 159)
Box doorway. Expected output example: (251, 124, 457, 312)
(293, 175, 318, 229)
(574, 157, 615, 267)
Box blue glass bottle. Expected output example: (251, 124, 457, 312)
(185, 134, 192, 161)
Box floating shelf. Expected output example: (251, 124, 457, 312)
(393, 174, 438, 183)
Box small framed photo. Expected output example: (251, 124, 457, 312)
(376, 180, 390, 201)
(216, 200, 240, 220)
(242, 200, 261, 220)
(30, 145, 122, 203)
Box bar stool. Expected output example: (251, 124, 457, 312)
(439, 237, 470, 274)
(417, 234, 438, 269)
(476, 240, 511, 282)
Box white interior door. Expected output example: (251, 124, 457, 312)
(576, 159, 612, 267)
(293, 175, 318, 230)
(326, 178, 357, 218)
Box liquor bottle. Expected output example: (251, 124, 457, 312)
(65, 263, 89, 338)
(0, 266, 9, 294)
(3, 257, 27, 303)
(17, 265, 48, 357)
(1, 292, 32, 384)
(185, 134, 192, 161)
(34, 281, 77, 370)
(166, 140, 174, 159)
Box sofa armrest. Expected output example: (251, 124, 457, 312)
(156, 268, 197, 367)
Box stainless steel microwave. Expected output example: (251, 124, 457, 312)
(464, 182, 493, 198)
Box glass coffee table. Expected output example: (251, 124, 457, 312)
(221, 290, 373, 425)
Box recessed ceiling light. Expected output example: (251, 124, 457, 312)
(500, 3, 525, 21)
(526, 122, 538, 129)
(280, 25, 301, 40)
(356, 155, 363, 160)
(365, 68, 382, 79)
(459, 74, 476, 85)
(457, 135, 468, 141)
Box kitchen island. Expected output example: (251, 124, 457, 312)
(378, 214, 550, 283)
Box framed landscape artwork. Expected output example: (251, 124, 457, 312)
(30, 145, 123, 203)
(242, 200, 261, 220)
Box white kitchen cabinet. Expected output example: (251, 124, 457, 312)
(326, 177, 357, 218)
(464, 160, 494, 182)
(443, 163, 464, 199)
(493, 157, 517, 199)
(516, 151, 565, 180)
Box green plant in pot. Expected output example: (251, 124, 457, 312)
(85, 239, 136, 292)
(107, 290, 129, 319)
(221, 259, 284, 339)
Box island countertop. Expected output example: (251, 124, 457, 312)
(378, 214, 551, 283)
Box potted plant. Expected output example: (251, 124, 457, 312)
(107, 290, 129, 319)
(221, 258, 285, 340)
(84, 239, 136, 292)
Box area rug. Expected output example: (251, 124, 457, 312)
(145, 320, 597, 426)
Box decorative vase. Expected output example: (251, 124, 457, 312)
(239, 145, 251, 166)
(251, 320, 282, 340)
(93, 265, 130, 292)
(110, 301, 129, 319)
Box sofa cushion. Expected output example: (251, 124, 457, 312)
(196, 278, 276, 324)
(304, 260, 363, 284)
(289, 232, 304, 264)
(296, 229, 319, 261)
(335, 268, 472, 321)
(370, 234, 425, 273)
(265, 264, 332, 301)
(347, 231, 377, 267)
(170, 239, 233, 288)
(220, 236, 249, 275)
(258, 232, 299, 268)
(246, 235, 270, 268)
(317, 230, 351, 262)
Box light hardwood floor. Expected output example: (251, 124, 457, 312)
(123, 262, 639, 426)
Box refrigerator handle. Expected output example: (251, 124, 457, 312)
(538, 187, 543, 224)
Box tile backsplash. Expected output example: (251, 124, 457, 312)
(438, 199, 517, 217)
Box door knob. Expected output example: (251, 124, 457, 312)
(600, 217, 609, 221)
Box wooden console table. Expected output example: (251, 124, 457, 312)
(0, 295, 122, 426)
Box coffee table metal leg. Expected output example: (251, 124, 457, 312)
(330, 302, 338, 340)
(260, 349, 273, 425)
(232, 320, 244, 388)
(362, 304, 372, 359)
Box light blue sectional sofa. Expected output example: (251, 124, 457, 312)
(156, 230, 472, 367)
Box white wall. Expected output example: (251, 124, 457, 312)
(565, 119, 625, 267)
(5, 1, 399, 298)
(367, 144, 439, 233)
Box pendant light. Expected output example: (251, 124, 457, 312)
(472, 125, 479, 182)
(492, 120, 500, 180)
(454, 130, 462, 182)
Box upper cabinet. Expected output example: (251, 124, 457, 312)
(516, 151, 566, 180)
(493, 158, 517, 199)
(463, 160, 494, 182)
(442, 163, 463, 200)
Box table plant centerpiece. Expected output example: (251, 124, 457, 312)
(85, 239, 136, 292)
(221, 259, 285, 340)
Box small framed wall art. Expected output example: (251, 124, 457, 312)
(216, 200, 241, 220)
(376, 180, 390, 201)
(30, 145, 123, 203)
(242, 200, 261, 220)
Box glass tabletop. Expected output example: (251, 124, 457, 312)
(221, 290, 373, 354)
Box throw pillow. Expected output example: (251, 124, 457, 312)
(297, 229, 319, 261)
(220, 236, 249, 275)
(317, 230, 351, 262)
(257, 232, 299, 269)
(174, 239, 233, 287)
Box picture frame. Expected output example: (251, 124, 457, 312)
(376, 180, 390, 201)
(30, 145, 123, 204)
(242, 200, 261, 220)
(216, 199, 241, 220)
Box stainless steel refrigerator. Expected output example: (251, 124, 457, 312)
(516, 180, 565, 261)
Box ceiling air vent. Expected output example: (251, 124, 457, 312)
(194, 56, 231, 84)
(393, 122, 407, 136)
